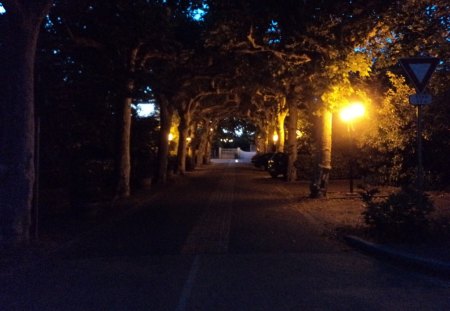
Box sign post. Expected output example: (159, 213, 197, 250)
(399, 57, 439, 193)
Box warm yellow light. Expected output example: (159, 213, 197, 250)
(168, 133, 174, 141)
(186, 137, 192, 142)
(273, 132, 279, 142)
(340, 102, 365, 122)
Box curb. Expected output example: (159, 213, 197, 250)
(344, 235, 450, 279)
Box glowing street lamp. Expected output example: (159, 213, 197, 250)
(339, 102, 365, 124)
(340, 102, 366, 194)
(272, 132, 279, 152)
(168, 133, 174, 142)
(273, 132, 279, 143)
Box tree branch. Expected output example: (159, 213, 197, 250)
(237, 26, 311, 65)
(65, 24, 104, 49)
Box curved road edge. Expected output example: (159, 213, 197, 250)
(344, 235, 450, 279)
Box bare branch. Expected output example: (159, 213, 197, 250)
(65, 24, 104, 49)
(236, 27, 311, 65)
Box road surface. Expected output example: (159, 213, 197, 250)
(1, 162, 449, 310)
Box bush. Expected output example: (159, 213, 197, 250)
(361, 186, 434, 241)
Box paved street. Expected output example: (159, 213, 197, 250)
(1, 162, 449, 310)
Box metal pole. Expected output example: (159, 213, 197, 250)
(349, 158, 354, 193)
(416, 105, 424, 192)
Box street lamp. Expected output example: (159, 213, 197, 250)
(273, 132, 279, 143)
(272, 132, 279, 152)
(339, 102, 365, 194)
(340, 102, 365, 124)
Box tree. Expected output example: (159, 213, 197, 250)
(356, 0, 449, 187)
(361, 72, 416, 185)
(0, 0, 53, 245)
(49, 0, 197, 195)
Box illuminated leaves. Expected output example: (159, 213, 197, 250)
(320, 51, 372, 111)
(365, 71, 416, 153)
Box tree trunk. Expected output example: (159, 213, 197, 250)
(203, 123, 215, 164)
(155, 96, 173, 184)
(267, 122, 276, 152)
(196, 121, 208, 167)
(0, 0, 52, 245)
(310, 109, 333, 198)
(186, 123, 196, 171)
(276, 97, 288, 152)
(177, 110, 190, 175)
(116, 89, 133, 198)
(255, 127, 266, 153)
(286, 100, 298, 182)
(116, 46, 140, 198)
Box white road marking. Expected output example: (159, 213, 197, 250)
(175, 255, 201, 311)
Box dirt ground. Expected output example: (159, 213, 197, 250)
(290, 185, 450, 261)
(300, 190, 450, 232)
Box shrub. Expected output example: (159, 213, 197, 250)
(361, 186, 434, 241)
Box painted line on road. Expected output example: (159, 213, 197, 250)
(175, 255, 201, 311)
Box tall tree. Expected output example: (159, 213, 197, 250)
(0, 0, 53, 245)
(50, 0, 192, 196)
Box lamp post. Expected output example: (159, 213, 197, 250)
(339, 102, 365, 194)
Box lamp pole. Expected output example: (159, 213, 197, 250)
(416, 104, 424, 192)
(348, 122, 355, 194)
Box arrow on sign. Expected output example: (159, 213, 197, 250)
(399, 57, 439, 93)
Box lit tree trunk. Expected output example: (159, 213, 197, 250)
(255, 126, 266, 153)
(177, 109, 190, 175)
(276, 96, 288, 152)
(286, 99, 298, 182)
(155, 96, 173, 184)
(310, 109, 333, 198)
(186, 123, 196, 171)
(0, 0, 52, 245)
(196, 119, 208, 167)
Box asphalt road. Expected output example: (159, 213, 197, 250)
(1, 162, 449, 310)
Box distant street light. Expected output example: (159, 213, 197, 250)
(340, 102, 365, 194)
(168, 133, 174, 142)
(273, 132, 279, 143)
(272, 132, 279, 152)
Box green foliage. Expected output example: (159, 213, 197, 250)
(359, 71, 416, 185)
(320, 52, 373, 111)
(361, 186, 435, 241)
